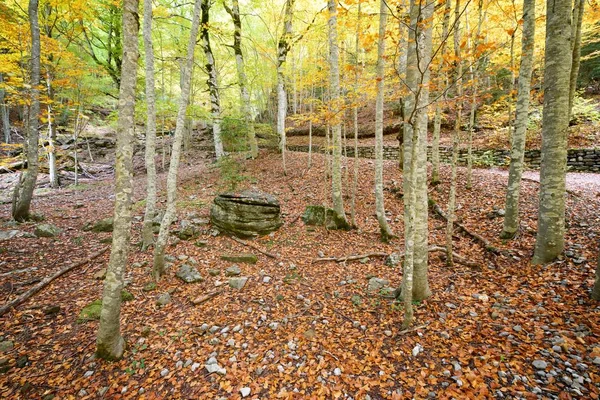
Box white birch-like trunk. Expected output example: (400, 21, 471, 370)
(141, 0, 158, 250)
(501, 0, 535, 239)
(374, 0, 393, 240)
(153, 0, 202, 279)
(532, 0, 572, 264)
(328, 0, 346, 221)
(96, 0, 138, 361)
(350, 0, 361, 227)
(0, 73, 9, 143)
(466, 2, 483, 190)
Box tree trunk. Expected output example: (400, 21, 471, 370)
(446, 0, 463, 267)
(374, 0, 393, 241)
(12, 0, 41, 221)
(466, 1, 483, 190)
(141, 0, 158, 250)
(592, 244, 600, 300)
(201, 0, 224, 159)
(431, 0, 451, 185)
(532, 0, 572, 264)
(350, 0, 361, 227)
(501, 0, 535, 239)
(277, 0, 296, 176)
(568, 0, 584, 119)
(95, 0, 139, 361)
(153, 0, 203, 279)
(45, 72, 58, 188)
(0, 73, 9, 143)
(224, 0, 258, 159)
(328, 0, 347, 223)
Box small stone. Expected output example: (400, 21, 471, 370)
(176, 264, 204, 283)
(191, 362, 200, 371)
(384, 330, 392, 337)
(228, 277, 248, 289)
(156, 293, 171, 306)
(93, 268, 107, 280)
(0, 341, 14, 353)
(268, 322, 279, 330)
(513, 325, 522, 332)
(552, 345, 562, 353)
(333, 368, 342, 376)
(263, 276, 272, 283)
(121, 386, 128, 394)
(16, 355, 28, 368)
(225, 265, 241, 277)
(208, 269, 220, 276)
(205, 363, 226, 375)
(143, 282, 157, 292)
(240, 387, 251, 397)
(34, 224, 62, 238)
(160, 368, 169, 377)
(368, 277, 389, 292)
(592, 357, 600, 366)
(532, 360, 547, 370)
(412, 344, 422, 357)
(176, 361, 183, 369)
(227, 339, 235, 347)
(78, 389, 88, 397)
(84, 370, 93, 377)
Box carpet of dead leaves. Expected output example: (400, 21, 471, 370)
(0, 149, 599, 400)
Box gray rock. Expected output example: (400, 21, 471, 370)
(225, 265, 241, 276)
(592, 357, 600, 366)
(229, 277, 248, 289)
(205, 362, 226, 375)
(240, 387, 251, 397)
(34, 224, 62, 238)
(78, 389, 88, 397)
(210, 191, 283, 237)
(368, 277, 389, 292)
(333, 368, 342, 376)
(384, 253, 401, 267)
(0, 341, 14, 353)
(0, 230, 24, 241)
(156, 293, 171, 306)
(83, 218, 113, 233)
(160, 368, 169, 377)
(221, 253, 258, 264)
(532, 360, 548, 370)
(302, 205, 351, 230)
(176, 264, 203, 283)
(208, 269, 220, 277)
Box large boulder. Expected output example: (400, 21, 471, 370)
(210, 190, 283, 237)
(302, 205, 351, 230)
(83, 217, 114, 233)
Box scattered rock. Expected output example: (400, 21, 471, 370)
(532, 360, 547, 370)
(34, 224, 62, 238)
(262, 276, 272, 283)
(16, 356, 28, 368)
(83, 218, 113, 233)
(208, 269, 220, 276)
(160, 368, 169, 377)
(228, 277, 248, 289)
(173, 221, 200, 241)
(43, 305, 61, 316)
(194, 240, 208, 247)
(143, 282, 157, 292)
(225, 265, 241, 276)
(221, 253, 258, 264)
(333, 368, 342, 376)
(412, 344, 422, 357)
(367, 277, 389, 293)
(302, 205, 351, 230)
(0, 341, 14, 353)
(384, 253, 401, 267)
(156, 293, 171, 306)
(175, 264, 203, 283)
(93, 268, 107, 280)
(0, 230, 25, 241)
(210, 190, 283, 237)
(77, 300, 103, 323)
(205, 358, 226, 375)
(240, 387, 251, 397)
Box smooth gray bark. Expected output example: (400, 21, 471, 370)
(153, 0, 202, 279)
(592, 246, 600, 300)
(277, 0, 295, 176)
(568, 0, 584, 119)
(350, 0, 361, 227)
(532, 0, 572, 264)
(12, 0, 41, 221)
(501, 0, 535, 239)
(141, 0, 158, 250)
(96, 0, 138, 361)
(0, 73, 9, 143)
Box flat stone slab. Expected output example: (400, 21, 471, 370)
(220, 253, 257, 264)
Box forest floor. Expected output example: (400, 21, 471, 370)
(0, 149, 599, 399)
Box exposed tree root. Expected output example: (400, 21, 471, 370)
(0, 247, 108, 316)
(190, 289, 223, 305)
(228, 236, 278, 259)
(312, 252, 388, 263)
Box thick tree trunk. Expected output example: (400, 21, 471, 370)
(12, 0, 41, 221)
(431, 0, 451, 185)
(374, 0, 393, 240)
(95, 0, 139, 361)
(201, 0, 224, 159)
(153, 0, 202, 279)
(141, 0, 158, 250)
(277, 0, 295, 176)
(532, 0, 572, 264)
(225, 0, 258, 159)
(0, 73, 9, 143)
(501, 0, 535, 239)
(328, 0, 346, 222)
(568, 0, 584, 119)
(592, 245, 600, 300)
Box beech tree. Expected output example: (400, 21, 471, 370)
(96, 0, 138, 361)
(568, 0, 584, 119)
(501, 0, 535, 239)
(532, 0, 572, 264)
(141, 0, 158, 250)
(12, 0, 41, 222)
(153, 0, 203, 280)
(374, 0, 393, 241)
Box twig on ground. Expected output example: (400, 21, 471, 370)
(312, 252, 388, 263)
(190, 290, 223, 305)
(228, 236, 278, 259)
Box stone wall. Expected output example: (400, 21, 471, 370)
(285, 145, 600, 172)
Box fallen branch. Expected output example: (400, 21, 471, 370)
(190, 289, 223, 305)
(430, 199, 509, 257)
(395, 324, 428, 336)
(0, 247, 108, 317)
(427, 245, 483, 270)
(312, 252, 388, 263)
(0, 266, 38, 278)
(229, 236, 278, 259)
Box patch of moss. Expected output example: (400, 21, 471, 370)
(121, 290, 134, 302)
(77, 299, 102, 323)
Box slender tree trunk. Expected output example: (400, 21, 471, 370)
(374, 0, 393, 240)
(466, 1, 483, 190)
(225, 0, 258, 159)
(446, 0, 463, 267)
(45, 72, 58, 188)
(328, 0, 347, 222)
(532, 0, 572, 264)
(592, 244, 600, 300)
(568, 0, 584, 119)
(96, 0, 138, 361)
(141, 0, 158, 250)
(0, 73, 10, 143)
(308, 84, 313, 168)
(350, 0, 361, 228)
(201, 0, 224, 159)
(397, 0, 409, 171)
(501, 0, 535, 239)
(12, 0, 41, 221)
(277, 0, 296, 176)
(153, 0, 202, 279)
(431, 0, 451, 185)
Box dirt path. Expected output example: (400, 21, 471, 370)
(487, 168, 600, 194)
